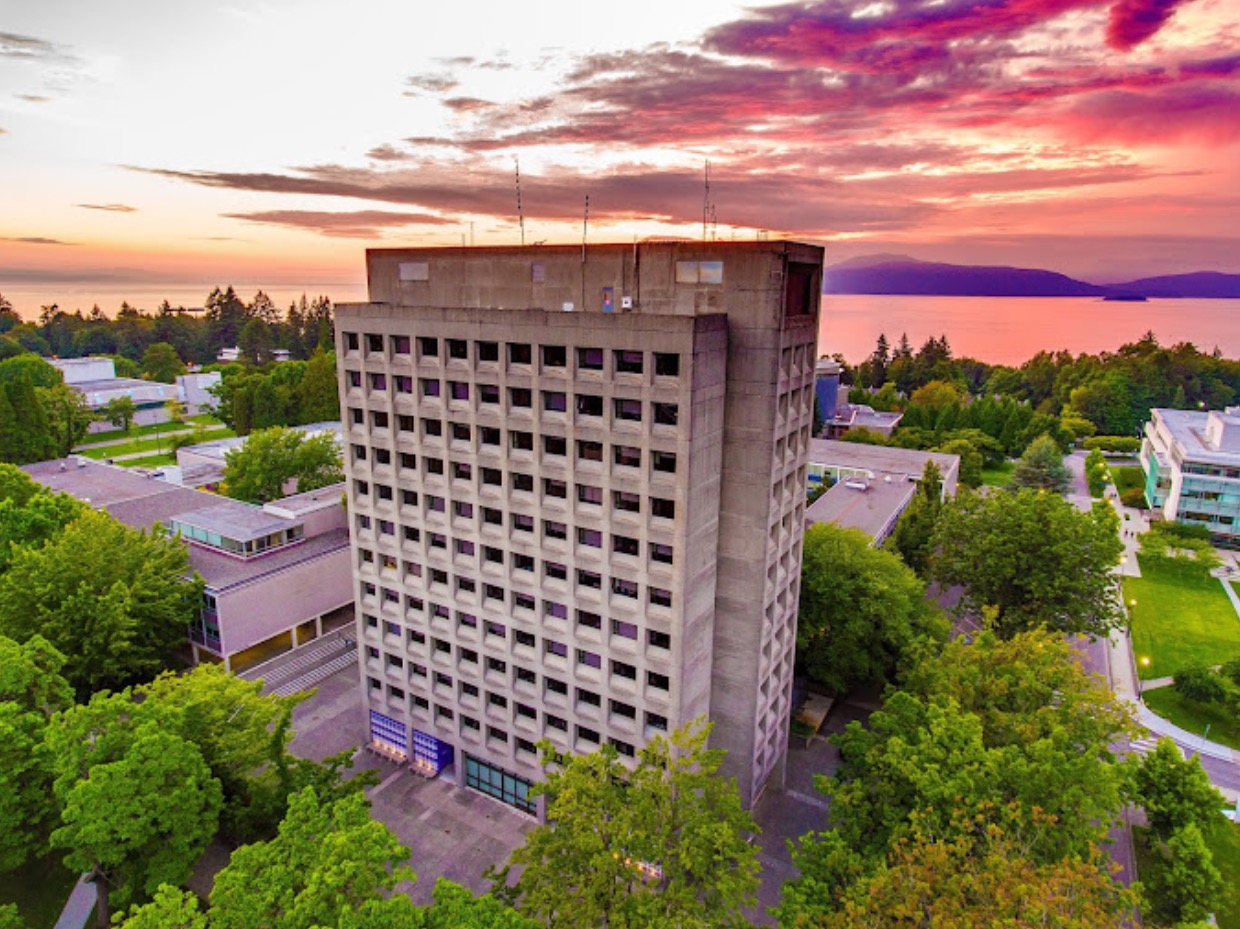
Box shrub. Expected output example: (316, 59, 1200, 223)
(1173, 666, 1228, 704)
(1082, 436, 1141, 454)
(1120, 488, 1147, 509)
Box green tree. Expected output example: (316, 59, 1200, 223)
(1144, 822, 1223, 927)
(1135, 738, 1223, 839)
(798, 523, 947, 693)
(792, 810, 1135, 929)
(935, 436, 983, 487)
(785, 629, 1137, 916)
(0, 465, 84, 574)
(0, 509, 201, 694)
(930, 489, 1123, 638)
(51, 724, 222, 924)
(885, 460, 944, 575)
(495, 720, 760, 929)
(38, 381, 93, 456)
(140, 342, 186, 383)
(223, 426, 342, 504)
(1173, 665, 1228, 704)
(1010, 433, 1071, 494)
(297, 349, 340, 423)
(0, 373, 57, 464)
(425, 879, 540, 929)
(239, 318, 275, 366)
(208, 788, 415, 929)
(114, 885, 208, 929)
(103, 395, 138, 434)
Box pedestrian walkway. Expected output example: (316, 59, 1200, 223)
(52, 874, 94, 929)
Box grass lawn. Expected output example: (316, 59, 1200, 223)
(1125, 557, 1240, 680)
(0, 855, 84, 929)
(79, 426, 234, 460)
(1112, 465, 1145, 495)
(1142, 686, 1240, 751)
(76, 413, 220, 445)
(980, 461, 1013, 487)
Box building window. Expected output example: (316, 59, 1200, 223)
(418, 336, 438, 358)
(577, 440, 603, 462)
(654, 403, 679, 426)
(512, 473, 534, 493)
(613, 491, 641, 513)
(372, 411, 389, 429)
(654, 353, 680, 377)
(515, 630, 536, 648)
(510, 430, 534, 452)
(464, 755, 535, 814)
(613, 398, 642, 422)
(544, 478, 567, 499)
(513, 514, 534, 533)
(576, 394, 603, 417)
(510, 388, 532, 409)
(545, 561, 568, 581)
(577, 649, 602, 669)
(449, 381, 470, 402)
(611, 700, 637, 719)
(577, 528, 602, 548)
(546, 677, 568, 696)
(612, 578, 639, 599)
(543, 435, 567, 457)
(543, 391, 567, 413)
(393, 335, 411, 355)
(545, 600, 568, 620)
(650, 543, 674, 565)
(513, 554, 535, 572)
(486, 621, 506, 639)
(612, 660, 637, 681)
(675, 260, 723, 284)
(650, 587, 672, 608)
(347, 371, 362, 389)
(477, 340, 499, 362)
(578, 347, 604, 371)
(479, 384, 500, 405)
(545, 640, 568, 658)
(577, 610, 602, 630)
(577, 726, 600, 744)
(395, 375, 413, 394)
(577, 569, 602, 589)
(345, 333, 359, 352)
(514, 592, 536, 610)
(398, 415, 416, 434)
(369, 372, 387, 391)
(546, 714, 567, 731)
(577, 484, 603, 505)
(544, 520, 567, 540)
(614, 350, 643, 374)
(421, 378, 441, 398)
(509, 343, 532, 365)
(614, 445, 640, 468)
(447, 338, 467, 360)
(612, 619, 639, 640)
(613, 535, 639, 556)
(648, 670, 670, 691)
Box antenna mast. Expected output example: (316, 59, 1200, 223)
(702, 160, 711, 240)
(515, 157, 525, 246)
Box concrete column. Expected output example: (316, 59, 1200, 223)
(291, 625, 300, 648)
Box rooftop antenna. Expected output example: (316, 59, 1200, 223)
(515, 157, 525, 246)
(702, 160, 711, 241)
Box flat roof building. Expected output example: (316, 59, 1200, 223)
(1141, 407, 1240, 541)
(23, 458, 353, 669)
(337, 240, 822, 812)
(805, 439, 960, 544)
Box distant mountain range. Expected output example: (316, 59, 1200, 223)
(823, 256, 1240, 298)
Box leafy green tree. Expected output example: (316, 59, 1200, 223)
(935, 436, 983, 487)
(140, 342, 186, 383)
(223, 426, 342, 503)
(1135, 738, 1223, 839)
(1173, 665, 1228, 704)
(885, 460, 944, 575)
(0, 465, 84, 574)
(0, 509, 201, 694)
(239, 318, 274, 366)
(208, 788, 415, 929)
(495, 720, 760, 929)
(0, 373, 57, 464)
(103, 395, 138, 434)
(1010, 433, 1071, 494)
(785, 629, 1137, 919)
(114, 885, 208, 929)
(37, 381, 93, 456)
(425, 879, 540, 929)
(51, 724, 222, 924)
(1144, 822, 1222, 927)
(297, 349, 340, 423)
(930, 489, 1124, 638)
(798, 523, 946, 693)
(789, 809, 1136, 929)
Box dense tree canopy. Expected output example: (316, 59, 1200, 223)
(780, 630, 1138, 928)
(798, 523, 947, 693)
(223, 426, 343, 503)
(0, 508, 201, 693)
(139, 341, 186, 383)
(496, 720, 760, 929)
(930, 489, 1124, 638)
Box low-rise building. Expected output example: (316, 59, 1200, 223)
(805, 439, 959, 544)
(825, 403, 903, 439)
(22, 458, 353, 670)
(49, 357, 178, 433)
(1141, 407, 1240, 542)
(174, 421, 343, 489)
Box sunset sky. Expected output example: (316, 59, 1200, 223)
(2, 0, 1238, 317)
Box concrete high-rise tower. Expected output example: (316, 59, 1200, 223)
(337, 240, 822, 811)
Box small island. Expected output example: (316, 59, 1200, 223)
(1103, 293, 1149, 302)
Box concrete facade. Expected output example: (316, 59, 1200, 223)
(337, 241, 822, 810)
(1141, 406, 1240, 541)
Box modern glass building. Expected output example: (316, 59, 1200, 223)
(1140, 406, 1240, 543)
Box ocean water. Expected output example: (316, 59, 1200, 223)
(818, 294, 1240, 366)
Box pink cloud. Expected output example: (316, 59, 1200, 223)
(1106, 0, 1192, 50)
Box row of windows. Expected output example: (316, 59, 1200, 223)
(348, 389, 682, 427)
(352, 426, 679, 475)
(343, 334, 681, 378)
(356, 479, 676, 520)
(365, 609, 672, 653)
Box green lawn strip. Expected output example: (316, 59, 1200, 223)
(1142, 687, 1240, 751)
(0, 854, 85, 929)
(78, 426, 235, 459)
(980, 462, 1013, 487)
(1111, 465, 1145, 494)
(76, 414, 222, 445)
(119, 452, 178, 468)
(1125, 558, 1240, 680)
